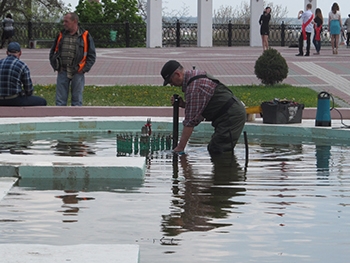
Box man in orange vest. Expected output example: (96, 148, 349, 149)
(49, 12, 96, 106)
(296, 4, 314, 57)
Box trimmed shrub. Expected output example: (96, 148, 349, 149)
(254, 48, 288, 85)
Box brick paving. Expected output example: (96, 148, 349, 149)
(18, 45, 350, 106)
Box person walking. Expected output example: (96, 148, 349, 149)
(259, 6, 271, 52)
(160, 60, 246, 156)
(296, 4, 314, 57)
(328, 2, 342, 54)
(0, 13, 14, 49)
(49, 12, 96, 106)
(344, 14, 350, 47)
(313, 8, 323, 55)
(0, 42, 47, 106)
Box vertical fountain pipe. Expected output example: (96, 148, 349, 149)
(244, 131, 249, 167)
(172, 94, 179, 149)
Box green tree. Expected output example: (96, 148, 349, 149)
(114, 0, 143, 24)
(75, 0, 145, 48)
(75, 0, 143, 24)
(75, 0, 104, 23)
(0, 0, 68, 22)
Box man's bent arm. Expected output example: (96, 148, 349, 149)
(173, 126, 194, 152)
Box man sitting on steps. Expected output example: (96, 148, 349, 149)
(0, 42, 47, 106)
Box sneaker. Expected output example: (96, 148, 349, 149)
(313, 52, 320, 55)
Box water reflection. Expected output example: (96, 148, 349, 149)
(52, 139, 96, 157)
(55, 190, 95, 223)
(0, 133, 103, 157)
(258, 142, 303, 162)
(0, 140, 33, 155)
(316, 145, 331, 171)
(162, 153, 246, 236)
(17, 177, 143, 191)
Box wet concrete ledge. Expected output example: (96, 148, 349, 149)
(0, 244, 140, 263)
(0, 106, 350, 119)
(0, 155, 146, 180)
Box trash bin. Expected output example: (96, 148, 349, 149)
(110, 30, 117, 42)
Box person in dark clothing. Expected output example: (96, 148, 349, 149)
(312, 8, 324, 55)
(49, 12, 96, 106)
(259, 6, 271, 51)
(0, 42, 47, 106)
(160, 60, 246, 156)
(344, 14, 350, 47)
(1, 13, 14, 49)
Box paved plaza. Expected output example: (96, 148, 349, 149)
(18, 45, 350, 107)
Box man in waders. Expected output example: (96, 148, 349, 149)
(161, 60, 246, 155)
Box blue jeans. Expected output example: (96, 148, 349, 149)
(56, 71, 85, 106)
(313, 36, 321, 53)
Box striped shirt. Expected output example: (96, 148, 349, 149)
(182, 70, 217, 127)
(0, 55, 33, 96)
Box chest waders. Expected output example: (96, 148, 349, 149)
(187, 75, 246, 155)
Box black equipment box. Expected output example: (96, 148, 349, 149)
(261, 100, 304, 124)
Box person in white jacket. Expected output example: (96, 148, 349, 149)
(296, 4, 314, 57)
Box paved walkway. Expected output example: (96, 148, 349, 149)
(20, 45, 350, 107)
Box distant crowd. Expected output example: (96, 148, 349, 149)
(259, 2, 350, 55)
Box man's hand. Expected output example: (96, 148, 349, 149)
(172, 126, 194, 153)
(171, 95, 186, 108)
(173, 145, 185, 153)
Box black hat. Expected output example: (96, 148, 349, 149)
(161, 60, 181, 86)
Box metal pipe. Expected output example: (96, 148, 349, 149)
(172, 94, 179, 149)
(244, 131, 249, 167)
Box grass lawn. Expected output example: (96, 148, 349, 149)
(34, 84, 320, 107)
